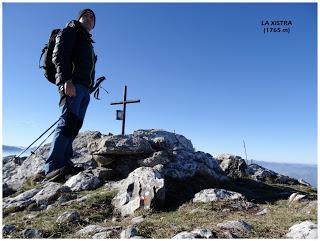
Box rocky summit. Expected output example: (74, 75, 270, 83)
(2, 129, 317, 238)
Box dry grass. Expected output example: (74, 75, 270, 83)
(3, 182, 317, 239)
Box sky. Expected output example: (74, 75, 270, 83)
(2, 3, 317, 164)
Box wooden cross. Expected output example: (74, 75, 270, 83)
(110, 85, 140, 135)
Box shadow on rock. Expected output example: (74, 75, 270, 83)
(162, 175, 313, 211)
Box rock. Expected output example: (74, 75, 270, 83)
(285, 221, 317, 239)
(76, 225, 118, 236)
(3, 188, 41, 212)
(65, 171, 101, 191)
(216, 154, 248, 179)
(133, 129, 194, 152)
(138, 151, 172, 167)
(3, 131, 102, 190)
(3, 224, 16, 235)
(299, 178, 312, 187)
(89, 134, 154, 157)
(32, 182, 71, 206)
(120, 225, 139, 239)
(92, 167, 115, 180)
(112, 167, 165, 217)
(56, 211, 80, 223)
(22, 228, 45, 238)
(164, 152, 228, 182)
(217, 220, 252, 233)
(92, 231, 116, 239)
(131, 216, 145, 224)
(60, 194, 93, 206)
(172, 228, 215, 239)
(247, 163, 299, 185)
(255, 208, 269, 216)
(193, 189, 245, 203)
(288, 193, 307, 205)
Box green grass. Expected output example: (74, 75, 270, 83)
(3, 180, 317, 239)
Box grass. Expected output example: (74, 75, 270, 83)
(3, 178, 317, 239)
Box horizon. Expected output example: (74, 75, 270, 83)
(2, 3, 317, 165)
(2, 141, 317, 166)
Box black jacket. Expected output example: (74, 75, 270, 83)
(52, 20, 97, 89)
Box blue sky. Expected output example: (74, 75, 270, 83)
(2, 3, 317, 164)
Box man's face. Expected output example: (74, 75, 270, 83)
(79, 12, 95, 32)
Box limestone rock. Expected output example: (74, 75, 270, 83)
(138, 151, 172, 167)
(89, 134, 154, 156)
(247, 163, 299, 185)
(3, 188, 41, 212)
(164, 151, 228, 182)
(193, 189, 245, 203)
(217, 220, 252, 233)
(22, 228, 45, 238)
(65, 171, 101, 191)
(32, 182, 71, 206)
(172, 228, 215, 239)
(3, 224, 16, 235)
(76, 225, 119, 236)
(133, 129, 194, 152)
(112, 167, 165, 217)
(56, 211, 80, 223)
(216, 154, 248, 179)
(285, 221, 317, 239)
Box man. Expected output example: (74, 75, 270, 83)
(44, 9, 97, 182)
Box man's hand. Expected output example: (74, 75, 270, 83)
(64, 80, 76, 97)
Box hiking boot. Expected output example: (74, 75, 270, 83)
(44, 166, 69, 183)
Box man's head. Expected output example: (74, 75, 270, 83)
(78, 9, 95, 32)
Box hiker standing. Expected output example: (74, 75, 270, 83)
(44, 9, 97, 181)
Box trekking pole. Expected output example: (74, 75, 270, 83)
(30, 129, 55, 156)
(14, 76, 107, 159)
(15, 119, 59, 158)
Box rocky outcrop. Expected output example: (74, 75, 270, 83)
(247, 163, 299, 185)
(3, 129, 317, 239)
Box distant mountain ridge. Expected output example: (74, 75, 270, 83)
(2, 145, 24, 153)
(251, 160, 317, 188)
(2, 145, 36, 157)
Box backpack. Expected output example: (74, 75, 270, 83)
(39, 29, 61, 85)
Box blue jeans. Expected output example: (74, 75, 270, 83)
(44, 84, 90, 175)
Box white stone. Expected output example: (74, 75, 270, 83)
(285, 221, 317, 239)
(193, 188, 245, 203)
